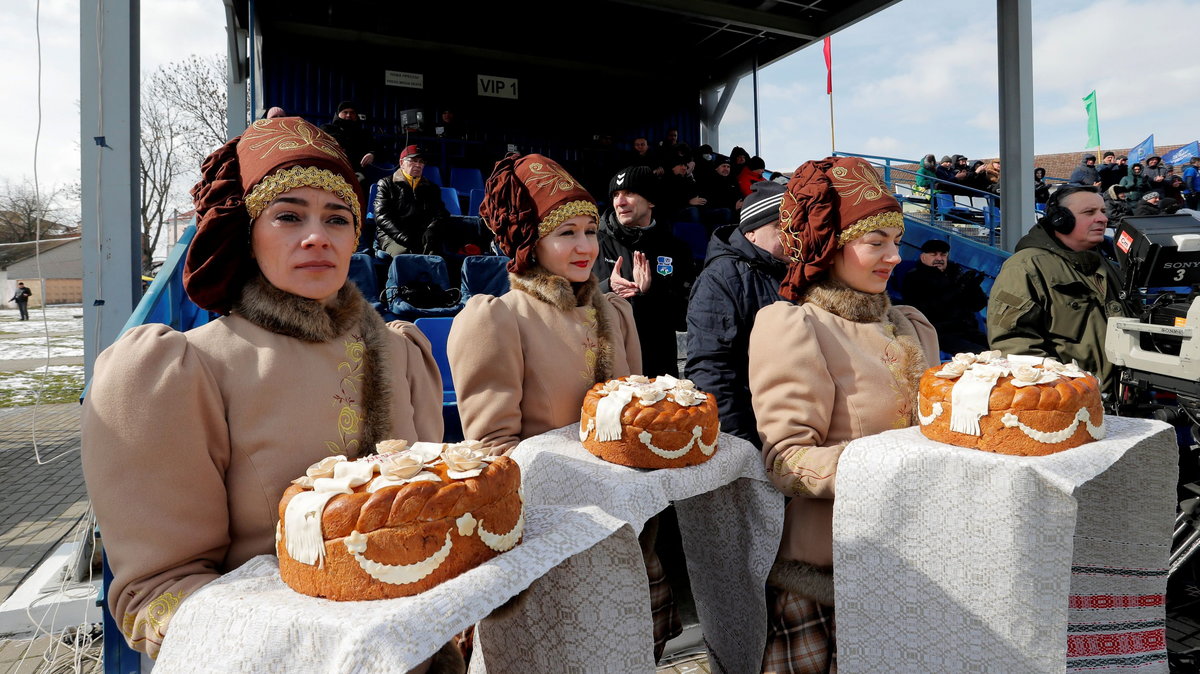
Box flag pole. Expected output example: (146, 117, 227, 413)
(829, 92, 836, 154)
(824, 36, 835, 154)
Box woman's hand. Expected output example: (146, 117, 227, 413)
(609, 255, 640, 298)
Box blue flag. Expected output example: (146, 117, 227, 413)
(1127, 134, 1155, 167)
(1161, 141, 1200, 166)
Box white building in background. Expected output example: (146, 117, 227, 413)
(1, 237, 83, 308)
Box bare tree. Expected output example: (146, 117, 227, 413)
(138, 54, 228, 271)
(0, 179, 72, 244)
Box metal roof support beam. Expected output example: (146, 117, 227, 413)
(608, 0, 819, 38)
(224, 0, 249, 135)
(997, 0, 1034, 252)
(700, 77, 739, 151)
(80, 0, 141, 379)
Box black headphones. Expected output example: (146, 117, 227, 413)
(1041, 186, 1098, 234)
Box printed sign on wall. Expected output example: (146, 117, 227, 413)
(478, 75, 518, 99)
(385, 71, 424, 89)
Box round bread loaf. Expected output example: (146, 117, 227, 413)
(277, 443, 523, 600)
(917, 352, 1104, 456)
(580, 375, 719, 469)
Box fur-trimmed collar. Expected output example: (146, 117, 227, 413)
(800, 278, 890, 323)
(234, 275, 368, 342)
(509, 267, 618, 382)
(233, 275, 393, 458)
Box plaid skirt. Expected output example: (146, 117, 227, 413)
(761, 586, 836, 674)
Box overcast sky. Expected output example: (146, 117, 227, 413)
(2, 0, 1196, 221)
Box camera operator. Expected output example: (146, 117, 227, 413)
(987, 186, 1127, 392)
(901, 239, 988, 353)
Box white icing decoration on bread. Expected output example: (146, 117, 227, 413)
(1000, 407, 1106, 444)
(345, 528, 453, 585)
(579, 417, 594, 442)
(456, 512, 477, 537)
(917, 398, 943, 426)
(638, 426, 712, 459)
(478, 505, 525, 552)
(949, 367, 1003, 436)
(284, 489, 346, 567)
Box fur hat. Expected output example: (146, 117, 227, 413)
(738, 181, 786, 233)
(185, 117, 363, 315)
(480, 154, 598, 275)
(777, 156, 904, 301)
(609, 166, 660, 206)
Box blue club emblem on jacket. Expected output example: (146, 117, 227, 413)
(656, 256, 674, 276)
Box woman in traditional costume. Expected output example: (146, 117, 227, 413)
(749, 156, 940, 673)
(81, 118, 446, 663)
(448, 154, 681, 660)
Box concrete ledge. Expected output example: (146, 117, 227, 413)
(0, 542, 100, 637)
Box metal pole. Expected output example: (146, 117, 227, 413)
(80, 0, 141, 380)
(997, 0, 1034, 252)
(752, 56, 760, 157)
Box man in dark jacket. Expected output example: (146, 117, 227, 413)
(320, 101, 376, 177)
(1068, 154, 1100, 187)
(10, 281, 32, 320)
(596, 166, 696, 378)
(1143, 155, 1169, 192)
(901, 239, 988, 354)
(374, 144, 449, 256)
(1097, 152, 1124, 190)
(685, 182, 787, 447)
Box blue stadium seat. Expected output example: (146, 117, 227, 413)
(450, 167, 485, 196)
(423, 165, 442, 187)
(460, 255, 511, 301)
(441, 187, 463, 216)
(467, 188, 485, 217)
(384, 254, 464, 320)
(672, 221, 709, 263)
(413, 316, 464, 442)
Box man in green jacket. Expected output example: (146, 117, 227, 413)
(987, 186, 1128, 393)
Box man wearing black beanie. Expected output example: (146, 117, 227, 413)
(595, 166, 696, 378)
(685, 181, 788, 447)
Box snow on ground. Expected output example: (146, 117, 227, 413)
(0, 307, 85, 406)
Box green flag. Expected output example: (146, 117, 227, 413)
(1083, 90, 1101, 148)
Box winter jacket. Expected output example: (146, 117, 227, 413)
(749, 282, 938, 567)
(1143, 158, 1169, 188)
(987, 225, 1127, 391)
(698, 172, 742, 212)
(595, 210, 696, 378)
(684, 226, 786, 447)
(1068, 161, 1100, 186)
(1119, 172, 1150, 203)
(81, 277, 444, 656)
(320, 117, 376, 172)
(915, 165, 936, 190)
(1097, 163, 1125, 191)
(900, 261, 987, 341)
(374, 174, 449, 255)
(1103, 186, 1133, 222)
(1134, 199, 1163, 217)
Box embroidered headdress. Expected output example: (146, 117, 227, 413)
(479, 153, 598, 275)
(777, 156, 904, 301)
(185, 117, 364, 314)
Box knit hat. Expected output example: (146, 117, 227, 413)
(1143, 192, 1161, 201)
(738, 181, 786, 233)
(185, 117, 363, 315)
(337, 101, 356, 113)
(713, 154, 731, 167)
(920, 239, 950, 254)
(777, 156, 904, 301)
(609, 166, 660, 206)
(480, 154, 598, 275)
(940, 155, 952, 163)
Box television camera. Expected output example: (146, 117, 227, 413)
(1104, 214, 1200, 583)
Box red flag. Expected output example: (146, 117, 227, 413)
(823, 37, 832, 94)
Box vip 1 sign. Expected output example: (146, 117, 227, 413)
(478, 75, 518, 100)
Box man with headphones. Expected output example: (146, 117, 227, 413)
(987, 185, 1127, 393)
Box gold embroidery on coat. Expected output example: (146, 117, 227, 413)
(579, 307, 599, 381)
(330, 334, 366, 455)
(122, 590, 183, 647)
(881, 324, 912, 429)
(773, 449, 834, 497)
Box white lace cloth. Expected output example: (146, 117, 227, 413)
(154, 504, 626, 672)
(834, 416, 1177, 673)
(471, 425, 784, 674)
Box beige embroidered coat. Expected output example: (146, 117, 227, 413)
(448, 269, 641, 454)
(749, 282, 939, 568)
(81, 280, 443, 657)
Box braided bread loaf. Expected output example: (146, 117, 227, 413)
(917, 352, 1105, 456)
(580, 375, 719, 469)
(277, 442, 523, 600)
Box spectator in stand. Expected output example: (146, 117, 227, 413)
(1120, 163, 1149, 203)
(1143, 155, 1169, 191)
(373, 144, 449, 256)
(901, 239, 988, 354)
(595, 166, 696, 378)
(320, 101, 376, 180)
(697, 154, 743, 219)
(1184, 157, 1200, 210)
(654, 128, 681, 175)
(737, 156, 767, 196)
(915, 154, 937, 195)
(685, 181, 787, 448)
(435, 109, 462, 139)
(1097, 152, 1124, 190)
(935, 155, 958, 192)
(962, 160, 989, 193)
(627, 137, 655, 169)
(1104, 185, 1133, 222)
(1068, 153, 1100, 187)
(1160, 197, 1182, 215)
(661, 153, 706, 223)
(1034, 167, 1051, 206)
(729, 146, 751, 181)
(1163, 174, 1187, 205)
(1134, 191, 1162, 216)
(981, 159, 1001, 195)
